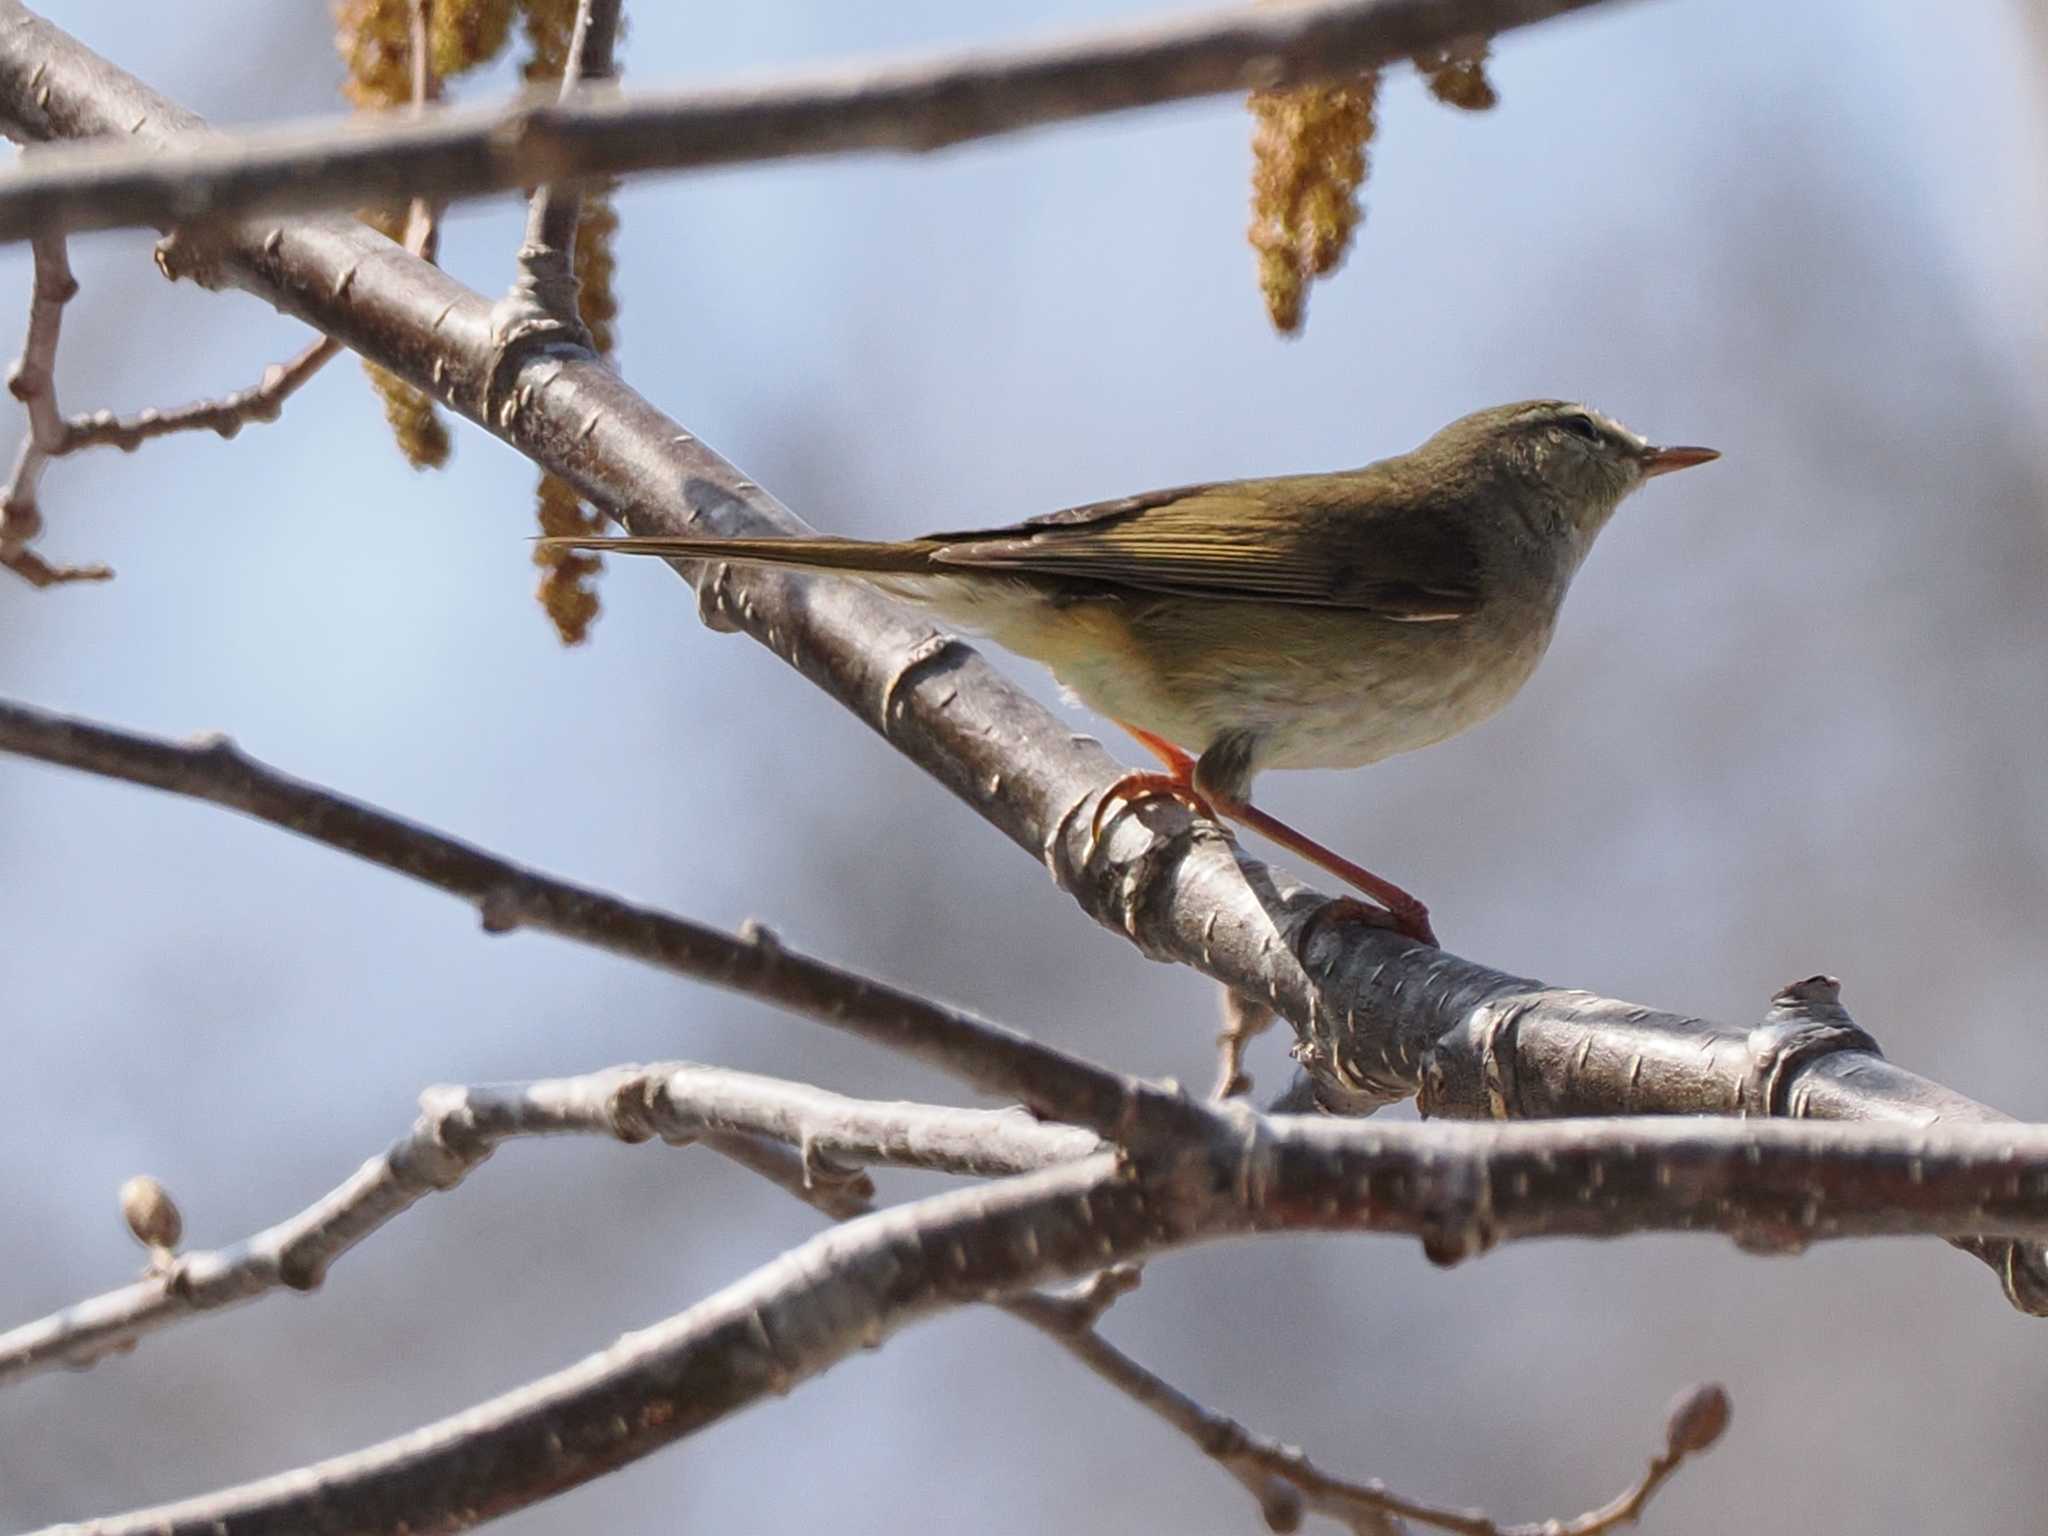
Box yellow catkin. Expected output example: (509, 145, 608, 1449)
(333, 0, 413, 108)
(1414, 38, 1499, 112)
(334, 3, 465, 468)
(521, 0, 626, 644)
(356, 205, 451, 469)
(1247, 73, 1379, 335)
(519, 0, 578, 79)
(431, 0, 518, 78)
(533, 474, 605, 645)
(574, 184, 621, 357)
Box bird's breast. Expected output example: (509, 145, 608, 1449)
(1101, 595, 1560, 771)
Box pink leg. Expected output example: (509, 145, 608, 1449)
(1099, 722, 1439, 947)
(1208, 792, 1437, 948)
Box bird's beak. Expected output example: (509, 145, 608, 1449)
(1641, 444, 1720, 478)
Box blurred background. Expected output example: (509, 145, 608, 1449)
(4, 1, 2047, 1530)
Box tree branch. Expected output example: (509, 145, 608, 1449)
(1, 4, 2042, 1317)
(501, 0, 622, 342)
(34, 1108, 2048, 1536)
(728, 1100, 1725, 1536)
(0, 1062, 1098, 1386)
(1011, 1287, 1727, 1536)
(0, 0, 1616, 243)
(0, 227, 336, 584)
(0, 229, 105, 584)
(0, 696, 1213, 1151)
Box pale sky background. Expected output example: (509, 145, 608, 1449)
(4, 2, 2048, 1532)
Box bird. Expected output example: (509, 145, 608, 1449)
(541, 400, 1718, 945)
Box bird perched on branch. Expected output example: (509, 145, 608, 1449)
(544, 400, 1717, 946)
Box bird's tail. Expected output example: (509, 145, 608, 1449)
(535, 532, 939, 576)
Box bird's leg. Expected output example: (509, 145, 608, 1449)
(1089, 723, 1222, 842)
(1092, 726, 1437, 947)
(1201, 790, 1438, 948)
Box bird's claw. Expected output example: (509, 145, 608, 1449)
(1088, 772, 1221, 849)
(1297, 894, 1438, 953)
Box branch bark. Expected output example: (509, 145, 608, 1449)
(0, 0, 1614, 243)
(1, 2, 2043, 1315)
(31, 1109, 2048, 1536)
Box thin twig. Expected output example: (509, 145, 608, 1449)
(0, 231, 104, 584)
(1014, 1290, 1728, 1536)
(401, 0, 444, 260)
(0, 231, 338, 586)
(1214, 988, 1278, 1100)
(640, 1060, 1104, 1177)
(502, 0, 622, 340)
(0, 696, 1214, 1151)
(0, 0, 1612, 243)
(0, 1061, 1095, 1385)
(57, 335, 342, 451)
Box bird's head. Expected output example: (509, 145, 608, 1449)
(1424, 399, 1718, 551)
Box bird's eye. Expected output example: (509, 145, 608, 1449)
(1560, 413, 1602, 444)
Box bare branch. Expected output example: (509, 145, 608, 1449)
(502, 0, 623, 342)
(0, 227, 336, 585)
(58, 334, 341, 450)
(0, 696, 1210, 1149)
(0, 230, 102, 583)
(1213, 988, 1278, 1101)
(0, 535, 105, 584)
(0, 0, 1615, 243)
(399, 0, 443, 259)
(625, 1079, 1727, 1536)
(36, 1110, 2048, 1536)
(694, 1129, 876, 1220)
(3, 6, 2043, 1318)
(0, 1061, 1094, 1386)
(642, 1060, 1103, 1178)
(1013, 1288, 1726, 1536)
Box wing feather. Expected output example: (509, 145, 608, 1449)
(920, 471, 1483, 619)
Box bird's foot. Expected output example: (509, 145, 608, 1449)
(1089, 771, 1221, 846)
(1210, 795, 1439, 947)
(1295, 895, 1433, 958)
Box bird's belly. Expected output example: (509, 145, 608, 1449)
(933, 586, 1556, 773)
(1248, 616, 1552, 770)
(1064, 600, 1552, 771)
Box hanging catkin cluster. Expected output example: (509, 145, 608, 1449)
(1414, 38, 1499, 111)
(1247, 35, 1498, 335)
(1248, 73, 1382, 336)
(333, 0, 625, 645)
(333, 0, 517, 470)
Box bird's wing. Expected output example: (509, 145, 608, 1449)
(920, 471, 1484, 619)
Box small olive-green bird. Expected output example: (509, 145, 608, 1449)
(545, 401, 1717, 944)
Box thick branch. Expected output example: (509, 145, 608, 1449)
(11, 1058, 1726, 1536)
(1, 6, 2042, 1314)
(35, 1112, 2048, 1536)
(0, 0, 1613, 242)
